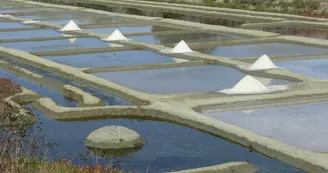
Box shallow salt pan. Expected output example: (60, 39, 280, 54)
(86, 25, 178, 34)
(199, 42, 328, 58)
(0, 29, 61, 40)
(276, 58, 328, 79)
(43, 50, 179, 68)
(93, 65, 290, 94)
(0, 69, 76, 107)
(0, 22, 33, 29)
(1, 38, 108, 52)
(130, 32, 238, 44)
(204, 102, 328, 152)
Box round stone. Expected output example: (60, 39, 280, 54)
(84, 126, 145, 149)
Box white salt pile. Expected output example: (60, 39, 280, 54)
(172, 58, 189, 63)
(239, 54, 281, 71)
(171, 40, 193, 53)
(220, 75, 288, 94)
(160, 40, 195, 54)
(102, 29, 128, 41)
(249, 54, 279, 70)
(60, 20, 81, 31)
(221, 75, 268, 94)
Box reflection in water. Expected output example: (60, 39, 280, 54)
(25, 106, 304, 173)
(261, 27, 328, 40)
(107, 6, 251, 27)
(88, 147, 142, 158)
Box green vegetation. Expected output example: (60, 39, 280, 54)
(144, 0, 326, 16)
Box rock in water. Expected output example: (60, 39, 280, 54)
(85, 126, 145, 149)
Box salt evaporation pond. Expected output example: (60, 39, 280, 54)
(199, 42, 328, 58)
(0, 8, 60, 13)
(18, 12, 104, 20)
(130, 32, 239, 44)
(1, 38, 109, 52)
(203, 102, 328, 152)
(86, 25, 179, 34)
(43, 50, 181, 68)
(44, 18, 110, 25)
(0, 29, 61, 40)
(0, 22, 33, 29)
(260, 27, 328, 40)
(26, 107, 304, 173)
(93, 65, 290, 94)
(276, 58, 328, 79)
(1, 59, 132, 106)
(0, 68, 76, 107)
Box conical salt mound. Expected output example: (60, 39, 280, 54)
(229, 75, 268, 93)
(171, 40, 193, 53)
(249, 54, 278, 70)
(103, 29, 128, 41)
(60, 20, 81, 31)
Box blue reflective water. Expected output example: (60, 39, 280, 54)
(86, 25, 177, 34)
(93, 65, 290, 94)
(43, 50, 179, 68)
(199, 42, 328, 58)
(28, 107, 304, 173)
(0, 29, 61, 39)
(276, 58, 328, 79)
(1, 58, 132, 106)
(0, 22, 33, 29)
(130, 33, 239, 44)
(0, 68, 76, 107)
(1, 38, 108, 52)
(204, 101, 328, 152)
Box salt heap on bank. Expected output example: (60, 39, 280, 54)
(219, 75, 288, 94)
(60, 20, 81, 31)
(161, 40, 194, 54)
(171, 40, 193, 53)
(240, 54, 280, 71)
(221, 75, 268, 94)
(102, 29, 128, 41)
